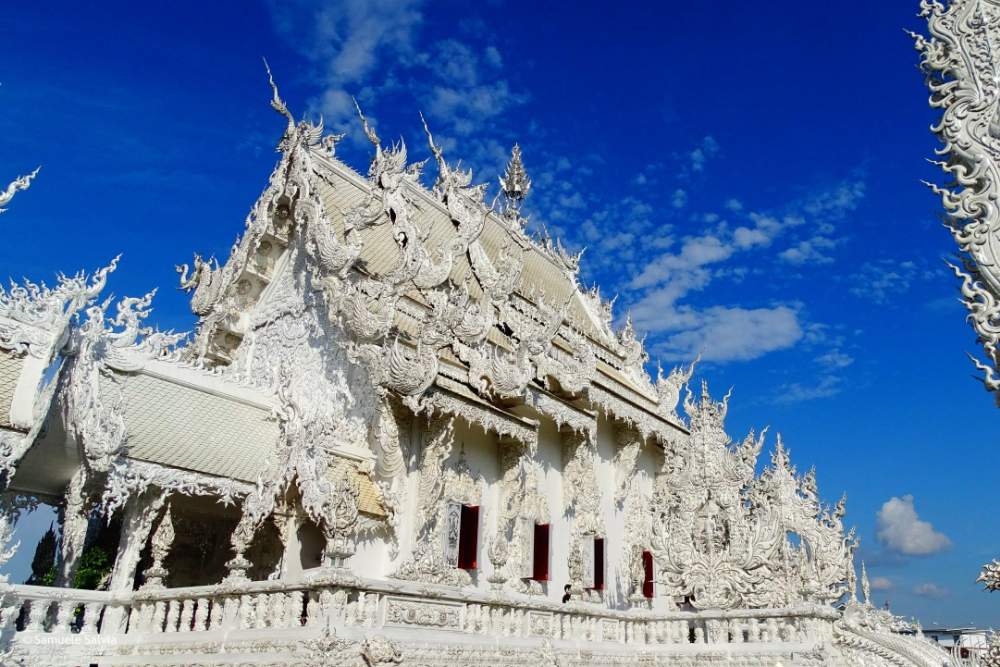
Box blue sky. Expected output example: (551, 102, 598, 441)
(3, 1, 998, 626)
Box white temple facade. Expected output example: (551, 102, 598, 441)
(0, 69, 955, 666)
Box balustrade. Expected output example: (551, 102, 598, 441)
(0, 576, 841, 661)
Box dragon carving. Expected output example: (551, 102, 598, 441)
(176, 254, 223, 317)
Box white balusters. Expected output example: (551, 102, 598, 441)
(237, 594, 254, 629)
(192, 597, 209, 631)
(52, 600, 76, 633)
(24, 598, 48, 632)
(305, 591, 322, 627)
(253, 593, 269, 629)
(80, 602, 101, 634)
(178, 598, 194, 632)
(286, 591, 303, 628)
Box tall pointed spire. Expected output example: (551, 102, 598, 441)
(499, 144, 531, 221)
(860, 561, 871, 605)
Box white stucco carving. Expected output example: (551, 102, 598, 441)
(0, 63, 950, 667)
(650, 382, 855, 611)
(0, 167, 39, 215)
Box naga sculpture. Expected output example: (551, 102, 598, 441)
(0, 167, 39, 215)
(176, 254, 223, 317)
(917, 1, 1000, 656)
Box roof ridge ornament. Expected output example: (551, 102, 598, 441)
(0, 167, 40, 215)
(264, 57, 294, 137)
(264, 58, 341, 155)
(499, 144, 531, 224)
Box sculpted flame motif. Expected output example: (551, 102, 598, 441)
(917, 0, 1000, 395)
(651, 381, 854, 611)
(917, 3, 1000, 654)
(0, 167, 39, 215)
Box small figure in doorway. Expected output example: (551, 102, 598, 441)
(562, 584, 572, 603)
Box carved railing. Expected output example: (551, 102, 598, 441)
(0, 584, 121, 635)
(0, 574, 838, 652)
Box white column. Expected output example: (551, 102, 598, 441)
(108, 489, 166, 593)
(55, 466, 90, 587)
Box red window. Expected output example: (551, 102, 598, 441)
(642, 550, 654, 598)
(594, 538, 605, 591)
(457, 505, 479, 570)
(533, 523, 550, 581)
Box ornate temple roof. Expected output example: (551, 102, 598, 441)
(162, 91, 691, 457)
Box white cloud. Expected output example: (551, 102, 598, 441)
(268, 0, 526, 173)
(779, 236, 838, 265)
(630, 234, 732, 290)
(483, 45, 503, 69)
(641, 304, 803, 363)
(671, 188, 687, 209)
(870, 576, 894, 591)
(816, 350, 853, 369)
(913, 582, 949, 599)
(773, 374, 843, 404)
(688, 135, 719, 173)
(876, 495, 951, 556)
(850, 260, 937, 304)
(619, 178, 866, 368)
(269, 0, 424, 119)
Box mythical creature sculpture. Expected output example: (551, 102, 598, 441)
(655, 355, 699, 421)
(176, 254, 223, 317)
(917, 3, 1000, 655)
(916, 0, 1000, 397)
(0, 167, 39, 215)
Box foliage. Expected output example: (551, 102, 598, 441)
(25, 524, 56, 585)
(72, 544, 112, 590)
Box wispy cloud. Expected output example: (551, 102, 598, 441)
(269, 0, 424, 124)
(774, 374, 843, 404)
(850, 259, 938, 304)
(871, 576, 894, 591)
(267, 0, 527, 174)
(648, 304, 803, 363)
(913, 582, 949, 599)
(876, 495, 951, 556)
(679, 135, 719, 178)
(624, 178, 865, 365)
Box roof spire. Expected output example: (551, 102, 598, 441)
(499, 144, 531, 221)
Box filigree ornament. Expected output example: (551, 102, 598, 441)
(393, 416, 476, 586)
(651, 382, 854, 611)
(62, 289, 186, 475)
(980, 559, 1000, 592)
(655, 355, 699, 422)
(0, 257, 117, 360)
(499, 144, 531, 224)
(0, 167, 39, 215)
(0, 509, 18, 582)
(917, 1, 1000, 398)
(140, 503, 175, 590)
(176, 254, 224, 317)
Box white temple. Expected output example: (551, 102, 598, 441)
(0, 63, 955, 665)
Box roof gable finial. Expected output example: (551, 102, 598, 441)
(499, 144, 531, 222)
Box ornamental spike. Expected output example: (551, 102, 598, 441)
(0, 167, 40, 214)
(499, 143, 531, 221)
(263, 58, 294, 138)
